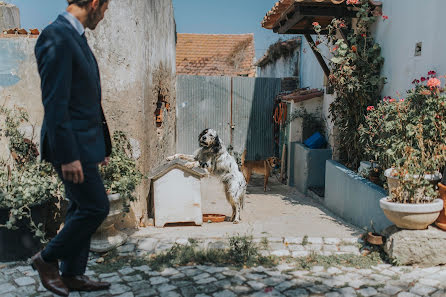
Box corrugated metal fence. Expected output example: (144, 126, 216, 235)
(176, 75, 281, 160)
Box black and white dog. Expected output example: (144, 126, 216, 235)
(167, 129, 246, 223)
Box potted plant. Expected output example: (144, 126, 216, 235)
(90, 131, 144, 252)
(360, 72, 446, 229)
(0, 107, 64, 261)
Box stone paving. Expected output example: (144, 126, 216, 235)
(1, 235, 446, 297)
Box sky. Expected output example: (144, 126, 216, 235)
(6, 0, 294, 60)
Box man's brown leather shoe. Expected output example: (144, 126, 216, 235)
(31, 252, 69, 297)
(61, 275, 111, 292)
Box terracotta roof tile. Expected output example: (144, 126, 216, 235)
(281, 88, 324, 103)
(176, 33, 256, 77)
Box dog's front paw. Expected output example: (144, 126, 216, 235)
(185, 161, 196, 169)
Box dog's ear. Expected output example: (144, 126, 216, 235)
(213, 135, 222, 153)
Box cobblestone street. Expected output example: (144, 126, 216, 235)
(1, 235, 445, 297)
(1, 179, 445, 297)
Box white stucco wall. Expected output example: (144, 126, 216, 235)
(374, 0, 446, 97)
(300, 36, 326, 90)
(297, 1, 446, 158)
(300, 1, 446, 98)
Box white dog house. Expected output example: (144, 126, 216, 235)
(149, 160, 207, 227)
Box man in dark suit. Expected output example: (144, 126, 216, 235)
(32, 0, 112, 296)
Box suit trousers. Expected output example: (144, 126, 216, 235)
(41, 163, 109, 276)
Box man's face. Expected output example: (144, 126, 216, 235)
(85, 0, 109, 30)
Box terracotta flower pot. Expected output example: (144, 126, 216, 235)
(435, 183, 446, 231)
(366, 232, 384, 245)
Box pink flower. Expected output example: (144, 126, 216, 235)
(367, 106, 375, 111)
(400, 98, 405, 102)
(427, 77, 441, 88)
(389, 98, 396, 102)
(347, 0, 359, 4)
(382, 15, 389, 20)
(312, 22, 320, 27)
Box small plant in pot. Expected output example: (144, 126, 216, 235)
(0, 107, 64, 261)
(360, 72, 446, 229)
(90, 130, 144, 252)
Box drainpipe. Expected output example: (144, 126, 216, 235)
(299, 35, 304, 89)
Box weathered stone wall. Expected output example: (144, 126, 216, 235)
(87, 0, 177, 226)
(0, 0, 177, 227)
(0, 2, 20, 32)
(0, 37, 41, 132)
(257, 48, 300, 78)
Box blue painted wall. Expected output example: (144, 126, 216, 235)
(324, 160, 392, 232)
(0, 39, 26, 87)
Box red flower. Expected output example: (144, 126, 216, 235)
(361, 33, 367, 37)
(428, 70, 437, 76)
(421, 77, 426, 82)
(400, 98, 405, 102)
(412, 79, 420, 84)
(330, 45, 339, 52)
(346, 0, 359, 4)
(312, 22, 320, 27)
(367, 106, 375, 111)
(339, 22, 346, 28)
(351, 45, 357, 52)
(382, 15, 389, 20)
(315, 40, 321, 46)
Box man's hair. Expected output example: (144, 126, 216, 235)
(67, 0, 108, 7)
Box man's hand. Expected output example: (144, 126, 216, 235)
(61, 160, 84, 184)
(100, 157, 110, 166)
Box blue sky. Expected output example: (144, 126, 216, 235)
(7, 0, 292, 59)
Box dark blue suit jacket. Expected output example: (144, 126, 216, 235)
(35, 15, 112, 165)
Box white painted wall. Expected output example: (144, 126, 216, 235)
(297, 1, 446, 157)
(300, 36, 325, 90)
(374, 0, 446, 97)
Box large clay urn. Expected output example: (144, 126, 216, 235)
(435, 183, 446, 231)
(90, 194, 128, 252)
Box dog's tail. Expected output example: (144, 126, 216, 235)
(241, 149, 247, 166)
